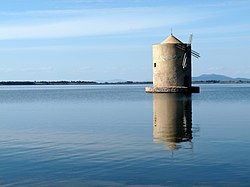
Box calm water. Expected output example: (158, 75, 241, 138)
(0, 84, 250, 186)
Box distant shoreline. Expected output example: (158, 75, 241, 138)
(0, 81, 152, 86)
(0, 80, 250, 86)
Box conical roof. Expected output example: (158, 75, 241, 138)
(161, 34, 183, 44)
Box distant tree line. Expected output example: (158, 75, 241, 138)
(0, 81, 153, 85)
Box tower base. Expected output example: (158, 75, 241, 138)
(145, 86, 199, 93)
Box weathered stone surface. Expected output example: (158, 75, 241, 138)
(153, 43, 191, 88)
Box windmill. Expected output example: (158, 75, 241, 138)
(146, 32, 200, 93)
(176, 34, 200, 68)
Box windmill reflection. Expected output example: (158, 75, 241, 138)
(153, 93, 192, 150)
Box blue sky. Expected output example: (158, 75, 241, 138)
(0, 0, 249, 81)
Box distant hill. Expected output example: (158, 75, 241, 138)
(192, 74, 250, 81)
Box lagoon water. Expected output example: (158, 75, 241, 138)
(0, 84, 250, 186)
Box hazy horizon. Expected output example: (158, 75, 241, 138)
(1, 73, 250, 82)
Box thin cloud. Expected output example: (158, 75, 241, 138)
(0, 6, 212, 40)
(0, 9, 84, 16)
(21, 67, 53, 72)
(0, 1, 248, 41)
(0, 68, 16, 73)
(0, 44, 148, 52)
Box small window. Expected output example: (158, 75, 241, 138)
(154, 63, 156, 68)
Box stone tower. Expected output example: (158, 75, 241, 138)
(146, 34, 199, 93)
